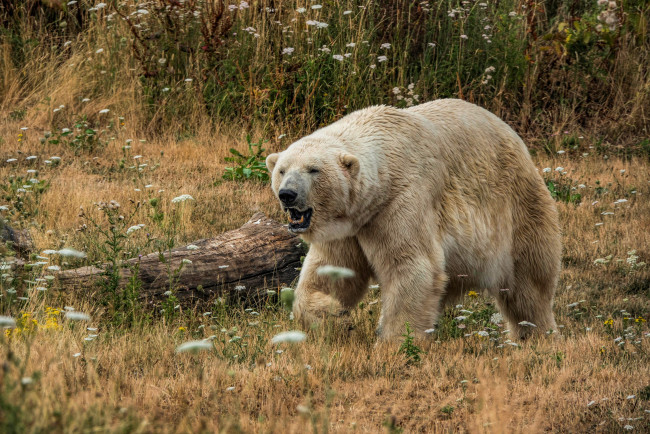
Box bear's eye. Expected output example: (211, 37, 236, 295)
(308, 168, 319, 174)
(279, 169, 285, 175)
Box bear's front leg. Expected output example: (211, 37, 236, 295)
(375, 254, 449, 340)
(293, 237, 372, 327)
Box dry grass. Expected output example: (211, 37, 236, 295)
(1, 3, 649, 430)
(1, 115, 649, 432)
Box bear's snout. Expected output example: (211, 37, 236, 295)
(278, 188, 298, 206)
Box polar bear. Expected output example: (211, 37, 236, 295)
(266, 99, 561, 340)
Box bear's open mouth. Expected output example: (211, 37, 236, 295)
(285, 208, 313, 232)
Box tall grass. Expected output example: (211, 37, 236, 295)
(1, 0, 649, 147)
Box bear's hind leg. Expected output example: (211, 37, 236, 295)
(496, 274, 557, 340)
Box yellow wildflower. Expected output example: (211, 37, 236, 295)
(468, 291, 478, 298)
(178, 326, 187, 332)
(635, 317, 646, 323)
(603, 318, 613, 326)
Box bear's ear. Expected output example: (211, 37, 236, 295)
(266, 153, 279, 173)
(339, 153, 360, 178)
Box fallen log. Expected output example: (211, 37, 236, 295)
(1, 220, 33, 258)
(57, 213, 305, 305)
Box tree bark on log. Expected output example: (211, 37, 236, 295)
(1, 220, 33, 258)
(57, 213, 305, 305)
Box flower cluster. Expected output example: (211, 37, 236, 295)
(596, 0, 620, 32)
(4, 308, 62, 338)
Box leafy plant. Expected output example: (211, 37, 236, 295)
(398, 322, 424, 364)
(440, 405, 454, 415)
(79, 201, 147, 327)
(545, 179, 582, 204)
(222, 136, 270, 182)
(41, 116, 113, 155)
(0, 175, 50, 225)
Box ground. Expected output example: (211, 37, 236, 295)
(0, 135, 649, 433)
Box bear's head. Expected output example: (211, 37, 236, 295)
(266, 138, 360, 242)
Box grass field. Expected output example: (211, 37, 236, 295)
(1, 130, 649, 432)
(1, 1, 649, 432)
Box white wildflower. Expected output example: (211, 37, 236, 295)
(377, 55, 388, 62)
(317, 265, 355, 280)
(99, 109, 109, 114)
(0, 316, 16, 328)
(271, 330, 307, 344)
(57, 248, 87, 258)
(126, 225, 142, 235)
(518, 321, 537, 327)
(490, 312, 503, 324)
(171, 194, 194, 203)
(65, 311, 91, 321)
(175, 340, 213, 353)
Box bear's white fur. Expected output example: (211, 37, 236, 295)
(266, 99, 561, 340)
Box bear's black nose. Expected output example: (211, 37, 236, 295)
(279, 188, 298, 205)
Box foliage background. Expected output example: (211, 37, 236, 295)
(1, 0, 648, 150)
